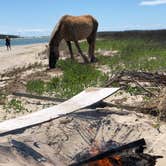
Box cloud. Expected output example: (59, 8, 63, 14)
(140, 0, 166, 6)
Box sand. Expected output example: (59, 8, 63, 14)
(0, 43, 47, 74)
(0, 43, 166, 165)
(0, 107, 166, 165)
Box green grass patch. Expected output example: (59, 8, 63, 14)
(95, 39, 166, 72)
(61, 38, 166, 72)
(26, 60, 108, 99)
(26, 37, 166, 98)
(0, 93, 6, 105)
(47, 60, 108, 98)
(26, 79, 45, 95)
(4, 99, 29, 113)
(125, 85, 143, 96)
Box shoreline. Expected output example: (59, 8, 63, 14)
(0, 36, 49, 47)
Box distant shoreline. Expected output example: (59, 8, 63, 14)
(0, 34, 20, 39)
(1, 29, 166, 39)
(1, 29, 166, 47)
(0, 36, 49, 47)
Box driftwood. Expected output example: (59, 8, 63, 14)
(131, 78, 157, 97)
(11, 140, 46, 162)
(98, 101, 149, 111)
(12, 92, 65, 102)
(0, 78, 13, 82)
(106, 71, 166, 86)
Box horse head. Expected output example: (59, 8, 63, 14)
(48, 45, 59, 69)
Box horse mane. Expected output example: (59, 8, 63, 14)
(49, 15, 68, 44)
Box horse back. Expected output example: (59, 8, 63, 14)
(60, 15, 98, 41)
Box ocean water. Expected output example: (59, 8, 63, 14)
(0, 36, 49, 47)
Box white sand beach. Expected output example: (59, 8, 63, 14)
(0, 43, 47, 74)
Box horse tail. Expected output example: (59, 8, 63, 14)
(92, 17, 98, 36)
(87, 16, 98, 42)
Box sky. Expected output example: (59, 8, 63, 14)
(0, 0, 166, 36)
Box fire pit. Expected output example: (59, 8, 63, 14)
(70, 139, 162, 166)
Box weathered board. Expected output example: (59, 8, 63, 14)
(0, 87, 119, 135)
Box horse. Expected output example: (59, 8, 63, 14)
(48, 15, 98, 68)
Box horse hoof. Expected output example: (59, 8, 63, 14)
(84, 58, 89, 63)
(90, 58, 97, 63)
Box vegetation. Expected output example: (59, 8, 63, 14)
(76, 37, 166, 72)
(26, 33, 166, 99)
(26, 60, 108, 98)
(26, 79, 45, 95)
(1, 30, 165, 119)
(95, 38, 166, 72)
(4, 99, 29, 113)
(0, 93, 6, 104)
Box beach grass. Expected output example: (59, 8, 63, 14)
(80, 38, 166, 73)
(26, 59, 108, 98)
(26, 37, 166, 98)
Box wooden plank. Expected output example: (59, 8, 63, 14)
(0, 87, 119, 135)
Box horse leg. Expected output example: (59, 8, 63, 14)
(74, 41, 89, 63)
(87, 37, 96, 63)
(66, 41, 74, 60)
(87, 18, 98, 63)
(49, 51, 56, 68)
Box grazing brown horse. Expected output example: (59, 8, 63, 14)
(48, 15, 98, 68)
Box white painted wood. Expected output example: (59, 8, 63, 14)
(0, 87, 119, 135)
